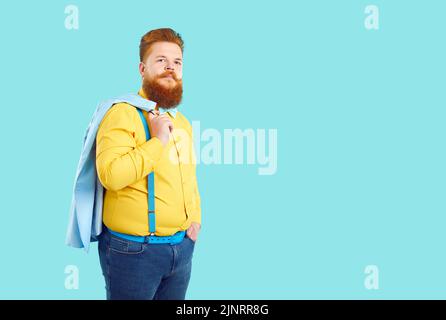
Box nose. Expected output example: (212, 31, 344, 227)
(165, 65, 174, 71)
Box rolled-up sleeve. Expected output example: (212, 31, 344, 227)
(96, 103, 164, 192)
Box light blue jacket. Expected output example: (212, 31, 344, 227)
(65, 93, 176, 252)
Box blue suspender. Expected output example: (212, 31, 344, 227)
(136, 108, 156, 235)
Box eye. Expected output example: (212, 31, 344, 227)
(175, 61, 182, 65)
(157, 58, 165, 63)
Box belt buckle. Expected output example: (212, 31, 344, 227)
(146, 233, 156, 244)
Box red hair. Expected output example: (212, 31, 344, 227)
(139, 28, 184, 62)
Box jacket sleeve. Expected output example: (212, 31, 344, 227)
(96, 103, 164, 191)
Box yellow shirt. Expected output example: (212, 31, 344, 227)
(95, 89, 201, 236)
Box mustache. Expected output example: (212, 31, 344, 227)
(157, 71, 179, 81)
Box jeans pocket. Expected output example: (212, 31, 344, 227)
(109, 235, 145, 255)
(186, 234, 196, 245)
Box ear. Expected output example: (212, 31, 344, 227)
(139, 62, 145, 78)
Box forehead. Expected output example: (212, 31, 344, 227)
(148, 41, 182, 59)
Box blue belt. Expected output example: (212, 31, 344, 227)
(108, 228, 186, 245)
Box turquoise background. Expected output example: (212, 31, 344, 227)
(0, 0, 445, 299)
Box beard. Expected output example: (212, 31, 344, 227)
(142, 71, 183, 109)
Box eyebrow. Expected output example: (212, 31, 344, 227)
(155, 55, 182, 61)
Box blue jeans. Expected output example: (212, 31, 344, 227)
(98, 226, 196, 300)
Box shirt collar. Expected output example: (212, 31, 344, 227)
(138, 88, 178, 118)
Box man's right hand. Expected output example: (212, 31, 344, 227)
(147, 110, 173, 146)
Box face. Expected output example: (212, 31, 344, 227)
(139, 41, 183, 108)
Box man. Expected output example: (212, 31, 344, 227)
(95, 28, 202, 300)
